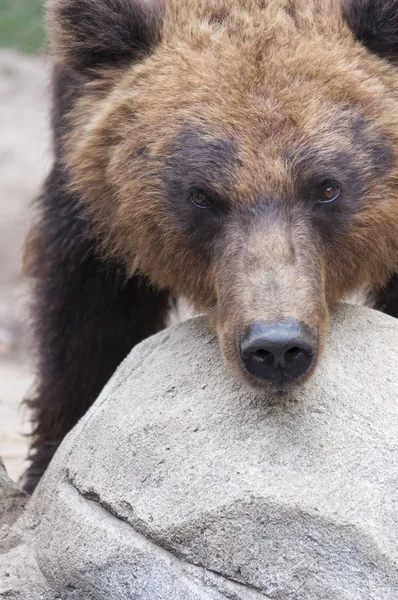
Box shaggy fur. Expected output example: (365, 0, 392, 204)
(343, 0, 398, 59)
(49, 0, 165, 70)
(24, 0, 398, 492)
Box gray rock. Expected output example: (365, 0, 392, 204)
(0, 457, 28, 536)
(0, 460, 55, 600)
(3, 305, 398, 599)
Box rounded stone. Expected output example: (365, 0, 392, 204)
(22, 305, 398, 599)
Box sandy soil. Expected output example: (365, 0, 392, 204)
(0, 50, 51, 482)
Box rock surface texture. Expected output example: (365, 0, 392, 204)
(1, 305, 398, 599)
(0, 459, 54, 599)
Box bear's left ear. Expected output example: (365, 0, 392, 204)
(47, 0, 165, 74)
(343, 0, 398, 61)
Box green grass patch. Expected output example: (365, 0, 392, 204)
(0, 0, 45, 54)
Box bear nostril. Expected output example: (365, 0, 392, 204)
(240, 321, 316, 385)
(284, 347, 303, 364)
(253, 348, 274, 367)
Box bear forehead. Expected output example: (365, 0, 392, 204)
(115, 0, 398, 143)
(164, 0, 342, 39)
(68, 0, 398, 208)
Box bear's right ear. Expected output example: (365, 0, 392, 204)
(47, 0, 165, 73)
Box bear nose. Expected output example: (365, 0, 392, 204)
(240, 321, 316, 385)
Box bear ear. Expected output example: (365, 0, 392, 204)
(343, 0, 398, 61)
(47, 0, 165, 73)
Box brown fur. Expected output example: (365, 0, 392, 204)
(58, 0, 398, 381)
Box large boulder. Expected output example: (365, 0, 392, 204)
(2, 304, 398, 599)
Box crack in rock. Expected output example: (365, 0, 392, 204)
(65, 473, 272, 599)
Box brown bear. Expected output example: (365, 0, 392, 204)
(23, 0, 398, 493)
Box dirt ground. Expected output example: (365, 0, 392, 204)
(0, 49, 51, 483)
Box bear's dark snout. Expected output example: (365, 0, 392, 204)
(240, 321, 316, 386)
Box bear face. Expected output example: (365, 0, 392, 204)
(50, 0, 398, 389)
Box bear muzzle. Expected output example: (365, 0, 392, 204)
(212, 217, 328, 390)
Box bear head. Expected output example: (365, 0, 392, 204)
(48, 0, 398, 390)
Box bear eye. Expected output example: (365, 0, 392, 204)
(190, 189, 213, 209)
(318, 181, 341, 204)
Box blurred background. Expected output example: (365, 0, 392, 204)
(0, 1, 51, 482)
